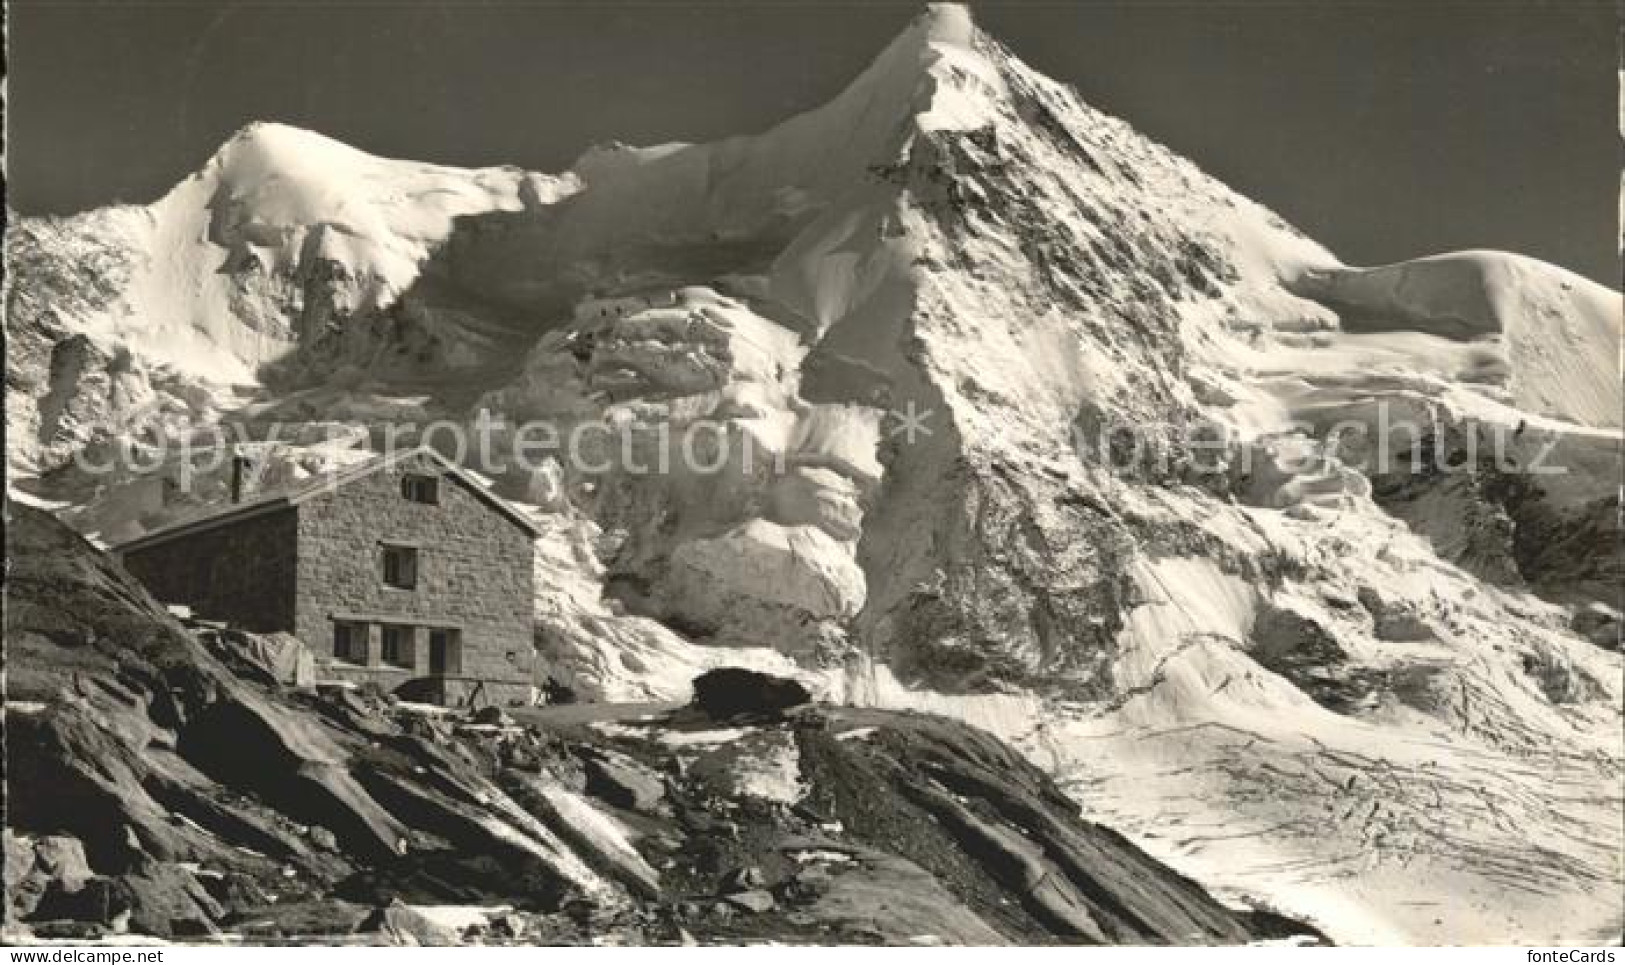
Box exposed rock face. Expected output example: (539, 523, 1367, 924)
(5, 2, 1621, 944)
(789, 707, 1270, 944)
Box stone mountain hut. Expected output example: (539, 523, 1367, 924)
(116, 447, 539, 707)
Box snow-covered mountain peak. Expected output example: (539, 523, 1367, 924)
(189, 120, 558, 251)
(6, 4, 1621, 943)
(846, 2, 1003, 134)
(200, 120, 382, 213)
(147, 120, 552, 351)
(11, 120, 569, 397)
(544, 3, 1011, 254)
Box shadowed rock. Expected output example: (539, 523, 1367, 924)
(690, 668, 812, 720)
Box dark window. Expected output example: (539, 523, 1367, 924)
(428, 628, 462, 676)
(402, 474, 440, 504)
(381, 625, 415, 669)
(333, 621, 368, 664)
(382, 545, 418, 589)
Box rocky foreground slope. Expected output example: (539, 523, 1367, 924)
(5, 3, 1621, 943)
(3, 502, 1299, 945)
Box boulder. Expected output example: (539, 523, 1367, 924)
(6, 833, 95, 921)
(778, 850, 1007, 944)
(32, 835, 94, 891)
(691, 668, 811, 720)
(5, 831, 40, 918)
(580, 749, 666, 813)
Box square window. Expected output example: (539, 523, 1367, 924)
(402, 474, 440, 504)
(381, 625, 415, 669)
(382, 545, 418, 589)
(333, 621, 368, 664)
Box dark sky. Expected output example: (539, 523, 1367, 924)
(7, 0, 1619, 285)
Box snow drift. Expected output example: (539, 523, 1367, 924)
(1292, 251, 1622, 428)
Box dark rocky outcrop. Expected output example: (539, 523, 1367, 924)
(690, 668, 812, 720)
(790, 709, 1258, 944)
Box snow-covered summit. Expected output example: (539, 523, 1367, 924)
(134, 121, 565, 376)
(12, 121, 566, 392)
(192, 122, 545, 299)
